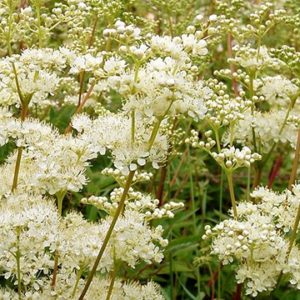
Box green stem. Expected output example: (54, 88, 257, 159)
(51, 191, 66, 290)
(168, 16, 174, 37)
(250, 74, 260, 186)
(130, 64, 141, 147)
(188, 145, 196, 232)
(56, 190, 66, 216)
(147, 97, 175, 151)
(78, 171, 135, 300)
(51, 254, 59, 289)
(225, 171, 238, 219)
(147, 119, 162, 151)
(219, 169, 224, 219)
(247, 166, 251, 201)
(71, 268, 83, 298)
(12, 63, 25, 105)
(35, 0, 43, 48)
(286, 129, 300, 260)
(212, 126, 221, 153)
(105, 268, 116, 300)
(16, 227, 22, 300)
(227, 32, 239, 96)
(134, 64, 140, 82)
(169, 234, 174, 300)
(217, 169, 224, 300)
(288, 129, 300, 190)
(11, 148, 23, 192)
(256, 37, 261, 60)
(7, 0, 14, 55)
(253, 166, 262, 188)
(88, 15, 99, 48)
(131, 110, 135, 147)
(286, 205, 300, 260)
(229, 123, 235, 147)
(77, 71, 85, 108)
(249, 75, 258, 153)
(11, 103, 28, 192)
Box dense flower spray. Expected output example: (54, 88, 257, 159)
(0, 0, 300, 299)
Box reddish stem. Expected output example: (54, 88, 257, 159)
(227, 33, 239, 97)
(156, 165, 168, 206)
(288, 129, 300, 190)
(208, 270, 217, 300)
(64, 83, 96, 134)
(51, 254, 59, 288)
(208, 270, 219, 287)
(232, 283, 242, 300)
(169, 148, 188, 186)
(268, 155, 283, 188)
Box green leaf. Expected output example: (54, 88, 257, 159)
(49, 105, 76, 132)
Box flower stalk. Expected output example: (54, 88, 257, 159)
(105, 268, 117, 300)
(225, 171, 238, 219)
(11, 63, 30, 192)
(78, 170, 135, 300)
(16, 227, 22, 300)
(71, 267, 83, 298)
(286, 129, 300, 259)
(51, 191, 66, 289)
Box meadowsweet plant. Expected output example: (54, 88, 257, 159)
(0, 0, 300, 299)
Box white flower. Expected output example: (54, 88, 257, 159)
(72, 113, 168, 173)
(254, 75, 299, 107)
(69, 53, 103, 74)
(0, 193, 59, 289)
(181, 34, 208, 56)
(205, 184, 300, 296)
(231, 45, 283, 70)
(234, 110, 298, 150)
(103, 56, 127, 75)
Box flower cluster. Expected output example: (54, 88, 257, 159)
(204, 185, 300, 296)
(211, 146, 261, 170)
(186, 129, 261, 171)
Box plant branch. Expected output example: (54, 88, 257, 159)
(51, 191, 66, 289)
(227, 33, 239, 96)
(288, 129, 300, 190)
(64, 82, 96, 134)
(285, 129, 300, 260)
(16, 227, 22, 300)
(105, 268, 117, 300)
(78, 171, 135, 300)
(225, 171, 238, 219)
